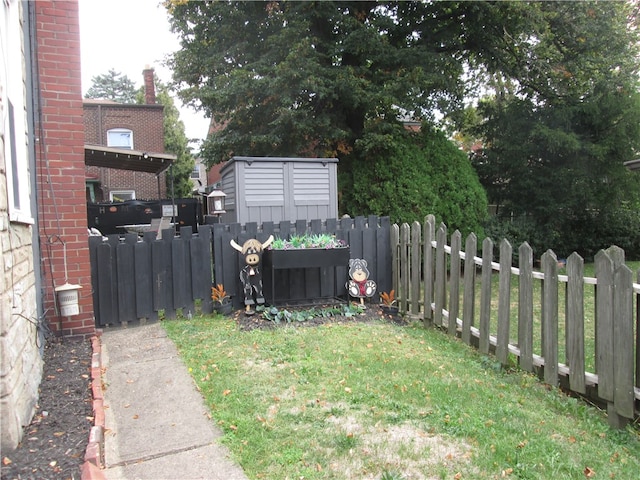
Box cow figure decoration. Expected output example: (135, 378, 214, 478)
(230, 235, 274, 315)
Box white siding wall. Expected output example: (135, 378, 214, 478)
(0, 0, 42, 451)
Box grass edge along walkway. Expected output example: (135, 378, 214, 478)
(164, 315, 640, 480)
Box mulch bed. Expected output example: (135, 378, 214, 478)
(1, 337, 92, 480)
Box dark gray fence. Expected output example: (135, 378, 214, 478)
(88, 217, 392, 326)
(89, 226, 213, 326)
(213, 216, 392, 309)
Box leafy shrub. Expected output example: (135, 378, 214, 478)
(341, 124, 488, 238)
(486, 203, 640, 262)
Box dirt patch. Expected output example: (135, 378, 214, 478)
(0, 337, 92, 480)
(324, 417, 474, 480)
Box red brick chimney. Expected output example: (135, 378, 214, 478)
(143, 66, 156, 104)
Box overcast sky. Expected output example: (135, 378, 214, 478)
(78, 0, 210, 144)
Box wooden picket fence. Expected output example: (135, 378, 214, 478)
(391, 214, 639, 427)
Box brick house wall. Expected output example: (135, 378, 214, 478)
(84, 97, 168, 201)
(34, 0, 94, 337)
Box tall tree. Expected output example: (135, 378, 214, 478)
(467, 2, 640, 258)
(165, 1, 640, 246)
(155, 82, 196, 198)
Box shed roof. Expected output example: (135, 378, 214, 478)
(85, 144, 175, 175)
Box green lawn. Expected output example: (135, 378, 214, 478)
(164, 315, 640, 480)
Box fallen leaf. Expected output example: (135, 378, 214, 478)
(584, 467, 595, 478)
(454, 473, 462, 480)
(229, 425, 237, 431)
(223, 389, 231, 396)
(53, 432, 65, 437)
(2, 457, 11, 466)
(132, 414, 139, 420)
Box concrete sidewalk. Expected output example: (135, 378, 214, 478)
(100, 323, 248, 480)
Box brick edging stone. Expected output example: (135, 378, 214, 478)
(81, 334, 106, 480)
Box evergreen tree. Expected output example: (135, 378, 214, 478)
(85, 69, 138, 103)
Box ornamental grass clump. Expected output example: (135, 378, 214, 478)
(270, 233, 347, 250)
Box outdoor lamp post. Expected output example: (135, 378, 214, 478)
(207, 190, 227, 216)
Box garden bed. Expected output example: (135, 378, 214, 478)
(233, 301, 406, 331)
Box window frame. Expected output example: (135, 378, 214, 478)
(109, 190, 136, 202)
(107, 128, 134, 150)
(1, 0, 34, 225)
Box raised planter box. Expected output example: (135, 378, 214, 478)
(265, 247, 350, 269)
(264, 247, 350, 305)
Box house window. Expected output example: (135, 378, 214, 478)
(190, 164, 200, 179)
(107, 129, 133, 149)
(1, 0, 34, 224)
(109, 190, 135, 202)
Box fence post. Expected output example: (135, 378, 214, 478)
(566, 252, 586, 394)
(423, 215, 435, 326)
(390, 224, 399, 305)
(541, 250, 559, 386)
(496, 239, 512, 365)
(410, 222, 422, 318)
(518, 242, 534, 372)
(399, 224, 410, 313)
(637, 270, 640, 397)
(612, 264, 634, 427)
(461, 233, 477, 345)
(595, 249, 614, 402)
(449, 230, 461, 335)
(479, 237, 493, 354)
(434, 223, 447, 328)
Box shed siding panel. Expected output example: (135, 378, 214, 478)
(221, 157, 338, 224)
(294, 164, 330, 205)
(246, 164, 285, 206)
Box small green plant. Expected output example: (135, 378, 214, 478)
(380, 471, 406, 480)
(334, 432, 358, 453)
(260, 303, 364, 323)
(269, 233, 347, 250)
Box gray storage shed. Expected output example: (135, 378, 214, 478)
(216, 156, 339, 224)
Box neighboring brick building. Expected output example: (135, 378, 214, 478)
(84, 68, 169, 201)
